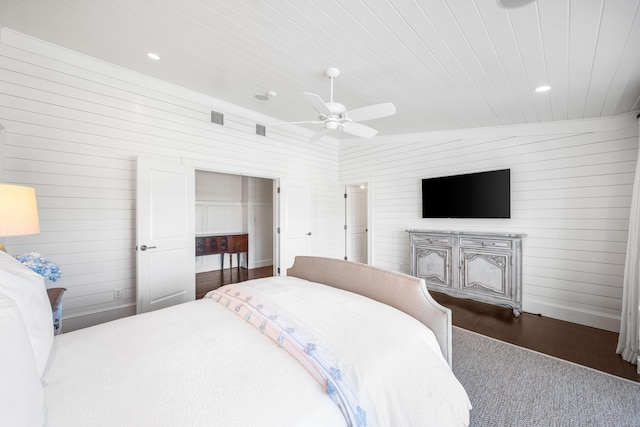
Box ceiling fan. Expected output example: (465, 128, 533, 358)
(275, 67, 396, 141)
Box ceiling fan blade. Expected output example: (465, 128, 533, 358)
(269, 120, 324, 126)
(302, 92, 331, 116)
(341, 122, 378, 139)
(309, 127, 328, 141)
(347, 102, 396, 122)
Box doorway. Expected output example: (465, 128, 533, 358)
(137, 158, 317, 307)
(194, 171, 275, 297)
(344, 183, 369, 264)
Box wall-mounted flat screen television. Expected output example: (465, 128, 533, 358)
(422, 169, 510, 218)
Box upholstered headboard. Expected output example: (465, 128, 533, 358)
(287, 256, 452, 366)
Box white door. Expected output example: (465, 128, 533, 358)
(136, 156, 195, 313)
(345, 185, 368, 263)
(279, 180, 312, 273)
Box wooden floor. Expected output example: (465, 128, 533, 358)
(196, 266, 640, 382)
(430, 291, 640, 382)
(195, 265, 274, 299)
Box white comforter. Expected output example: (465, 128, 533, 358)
(43, 276, 470, 426)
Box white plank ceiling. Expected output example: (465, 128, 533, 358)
(0, 0, 639, 137)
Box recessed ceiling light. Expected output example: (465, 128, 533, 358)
(534, 85, 551, 93)
(147, 52, 160, 60)
(254, 90, 278, 101)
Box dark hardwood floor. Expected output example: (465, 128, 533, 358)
(430, 291, 640, 382)
(196, 266, 640, 382)
(196, 265, 274, 299)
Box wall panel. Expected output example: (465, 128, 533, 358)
(0, 30, 341, 331)
(340, 113, 639, 332)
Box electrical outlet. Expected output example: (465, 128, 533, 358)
(114, 289, 122, 300)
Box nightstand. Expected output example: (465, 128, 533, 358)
(47, 288, 66, 335)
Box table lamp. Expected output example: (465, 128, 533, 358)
(0, 184, 40, 252)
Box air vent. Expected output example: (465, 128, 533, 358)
(211, 111, 224, 125)
(256, 124, 266, 136)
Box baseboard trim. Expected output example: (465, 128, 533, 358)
(251, 259, 272, 268)
(523, 299, 620, 333)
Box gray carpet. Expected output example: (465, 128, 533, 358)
(452, 327, 640, 427)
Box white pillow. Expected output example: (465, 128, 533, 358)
(0, 292, 46, 427)
(0, 250, 53, 379)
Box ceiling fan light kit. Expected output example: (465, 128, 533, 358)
(497, 0, 536, 9)
(274, 67, 396, 141)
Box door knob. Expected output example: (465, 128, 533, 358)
(140, 245, 157, 251)
(306, 232, 312, 236)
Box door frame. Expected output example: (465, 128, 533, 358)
(340, 176, 373, 264)
(184, 159, 280, 276)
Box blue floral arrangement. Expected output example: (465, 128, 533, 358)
(14, 252, 62, 282)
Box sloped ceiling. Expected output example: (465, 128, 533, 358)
(0, 0, 639, 137)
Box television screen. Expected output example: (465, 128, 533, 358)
(422, 169, 510, 218)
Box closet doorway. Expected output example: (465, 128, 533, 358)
(195, 171, 274, 297)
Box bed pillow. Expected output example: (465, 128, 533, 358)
(0, 292, 47, 427)
(0, 250, 53, 379)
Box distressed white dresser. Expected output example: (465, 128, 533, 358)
(408, 230, 525, 316)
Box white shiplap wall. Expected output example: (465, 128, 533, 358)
(340, 113, 639, 332)
(0, 29, 342, 331)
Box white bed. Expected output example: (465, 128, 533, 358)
(0, 253, 471, 427)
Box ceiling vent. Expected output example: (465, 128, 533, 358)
(256, 124, 266, 136)
(211, 111, 224, 125)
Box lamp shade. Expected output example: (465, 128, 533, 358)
(0, 184, 40, 236)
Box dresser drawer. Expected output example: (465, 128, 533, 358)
(460, 237, 512, 250)
(228, 234, 248, 252)
(412, 234, 452, 246)
(196, 236, 227, 256)
(195, 237, 205, 256)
